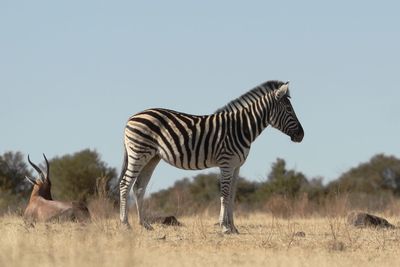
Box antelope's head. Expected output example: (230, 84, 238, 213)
(25, 154, 52, 200)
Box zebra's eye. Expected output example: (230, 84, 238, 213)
(286, 106, 292, 113)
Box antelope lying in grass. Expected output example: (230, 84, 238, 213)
(24, 154, 90, 222)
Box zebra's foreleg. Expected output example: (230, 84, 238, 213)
(227, 167, 240, 234)
(132, 156, 160, 230)
(219, 167, 239, 234)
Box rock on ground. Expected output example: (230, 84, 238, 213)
(148, 215, 182, 226)
(347, 212, 395, 229)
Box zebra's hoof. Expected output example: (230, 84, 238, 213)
(121, 222, 132, 231)
(232, 227, 239, 234)
(141, 221, 154, 231)
(221, 225, 239, 235)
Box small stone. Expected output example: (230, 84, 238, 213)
(294, 231, 306, 237)
(328, 240, 345, 251)
(156, 234, 166, 240)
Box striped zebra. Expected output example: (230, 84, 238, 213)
(119, 80, 304, 234)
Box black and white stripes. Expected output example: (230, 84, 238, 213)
(119, 80, 304, 233)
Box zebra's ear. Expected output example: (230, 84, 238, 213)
(275, 82, 289, 100)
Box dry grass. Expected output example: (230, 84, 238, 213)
(1, 212, 400, 267)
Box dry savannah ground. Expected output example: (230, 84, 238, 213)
(1, 211, 400, 267)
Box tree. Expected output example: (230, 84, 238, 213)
(189, 173, 220, 203)
(147, 173, 221, 214)
(148, 178, 192, 215)
(327, 154, 400, 195)
(49, 149, 117, 202)
(0, 151, 32, 211)
(0, 151, 32, 195)
(253, 158, 309, 201)
(235, 177, 258, 204)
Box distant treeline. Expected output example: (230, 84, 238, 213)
(147, 154, 400, 216)
(1, 150, 400, 216)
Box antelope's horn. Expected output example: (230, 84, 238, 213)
(43, 153, 50, 181)
(27, 155, 46, 181)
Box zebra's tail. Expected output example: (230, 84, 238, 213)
(118, 144, 128, 186)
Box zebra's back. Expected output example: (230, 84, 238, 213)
(125, 108, 225, 170)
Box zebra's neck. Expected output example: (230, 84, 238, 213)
(215, 81, 285, 147)
(242, 93, 270, 144)
(215, 85, 269, 114)
(221, 93, 272, 149)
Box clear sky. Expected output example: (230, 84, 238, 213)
(1, 1, 399, 193)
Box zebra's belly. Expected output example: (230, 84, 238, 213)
(162, 158, 218, 171)
(157, 146, 218, 170)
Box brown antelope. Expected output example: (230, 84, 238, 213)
(24, 154, 90, 222)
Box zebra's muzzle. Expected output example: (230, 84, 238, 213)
(290, 127, 304, 143)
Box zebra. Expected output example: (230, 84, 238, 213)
(119, 80, 304, 234)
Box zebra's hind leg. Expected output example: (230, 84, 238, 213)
(133, 155, 160, 230)
(119, 147, 156, 230)
(119, 166, 136, 230)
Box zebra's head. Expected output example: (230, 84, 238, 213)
(268, 81, 304, 143)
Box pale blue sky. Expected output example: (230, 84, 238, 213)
(1, 1, 399, 192)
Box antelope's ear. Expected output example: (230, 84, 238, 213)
(275, 81, 289, 100)
(25, 176, 37, 185)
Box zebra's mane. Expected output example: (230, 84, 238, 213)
(215, 80, 286, 113)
